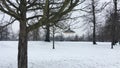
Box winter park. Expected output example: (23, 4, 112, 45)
(0, 0, 120, 68)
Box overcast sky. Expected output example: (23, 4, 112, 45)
(70, 0, 111, 36)
(1, 0, 112, 37)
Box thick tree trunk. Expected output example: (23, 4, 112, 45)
(18, 20, 28, 68)
(18, 0, 27, 67)
(45, 25, 50, 42)
(44, 0, 50, 42)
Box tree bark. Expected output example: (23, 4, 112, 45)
(45, 25, 50, 42)
(18, 0, 27, 68)
(44, 0, 50, 42)
(18, 20, 28, 68)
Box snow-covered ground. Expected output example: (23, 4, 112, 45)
(0, 41, 120, 68)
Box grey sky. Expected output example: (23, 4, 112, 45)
(1, 0, 111, 36)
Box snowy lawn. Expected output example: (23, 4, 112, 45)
(0, 41, 120, 68)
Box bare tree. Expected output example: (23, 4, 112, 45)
(44, 1, 74, 42)
(81, 0, 108, 45)
(0, 0, 81, 68)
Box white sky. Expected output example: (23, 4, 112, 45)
(70, 0, 111, 36)
(1, 0, 112, 37)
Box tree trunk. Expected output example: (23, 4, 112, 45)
(33, 28, 39, 41)
(93, 23, 96, 45)
(0, 28, 3, 40)
(44, 0, 50, 42)
(45, 25, 50, 42)
(111, 0, 117, 49)
(53, 26, 55, 49)
(92, 0, 97, 45)
(18, 0, 27, 68)
(18, 20, 28, 68)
